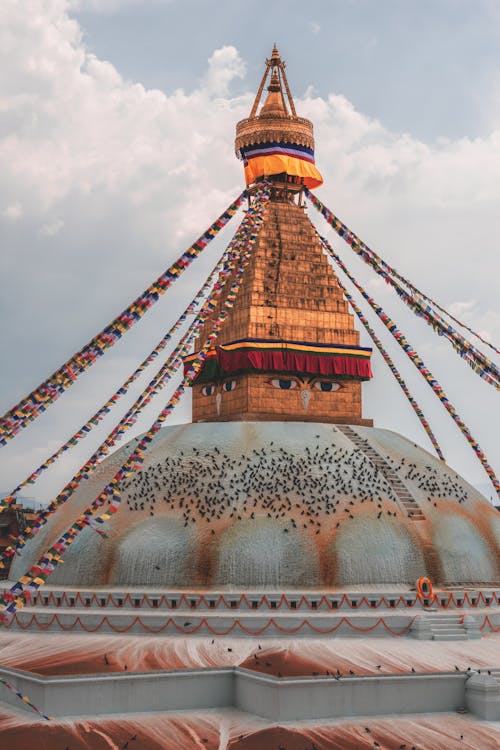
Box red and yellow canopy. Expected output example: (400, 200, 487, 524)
(184, 338, 372, 384)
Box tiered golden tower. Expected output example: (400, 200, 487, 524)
(187, 47, 372, 425)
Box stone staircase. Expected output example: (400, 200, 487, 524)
(337, 425, 425, 520)
(412, 614, 482, 641)
(430, 615, 469, 641)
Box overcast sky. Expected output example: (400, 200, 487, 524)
(1, 0, 499, 505)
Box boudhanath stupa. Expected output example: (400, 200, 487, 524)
(0, 47, 499, 749)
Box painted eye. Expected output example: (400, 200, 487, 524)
(223, 379, 237, 392)
(201, 384, 215, 396)
(313, 381, 342, 392)
(267, 378, 298, 390)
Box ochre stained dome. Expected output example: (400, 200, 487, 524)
(10, 422, 500, 589)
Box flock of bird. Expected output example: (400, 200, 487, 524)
(385, 455, 470, 504)
(118, 436, 470, 535)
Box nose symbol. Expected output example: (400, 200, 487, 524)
(216, 392, 222, 415)
(301, 390, 311, 412)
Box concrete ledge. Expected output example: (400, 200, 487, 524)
(2, 585, 497, 614)
(6, 606, 499, 638)
(465, 674, 500, 720)
(5, 609, 419, 637)
(236, 669, 467, 721)
(0, 665, 483, 721)
(0, 666, 233, 718)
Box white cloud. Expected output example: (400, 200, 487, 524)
(308, 21, 321, 35)
(39, 218, 64, 236)
(0, 0, 498, 499)
(447, 300, 498, 344)
(0, 5, 249, 230)
(204, 46, 246, 97)
(69, 0, 164, 12)
(448, 300, 478, 317)
(2, 202, 23, 220)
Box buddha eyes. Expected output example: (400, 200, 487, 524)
(313, 380, 342, 392)
(201, 380, 238, 396)
(266, 378, 343, 392)
(267, 378, 299, 390)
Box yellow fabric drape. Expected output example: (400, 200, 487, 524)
(244, 153, 323, 188)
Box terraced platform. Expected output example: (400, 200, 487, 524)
(0, 585, 499, 724)
(2, 585, 498, 638)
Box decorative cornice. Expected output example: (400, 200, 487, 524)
(235, 116, 315, 156)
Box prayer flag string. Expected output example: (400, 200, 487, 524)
(306, 190, 500, 388)
(0, 285, 223, 565)
(0, 184, 270, 621)
(320, 213, 500, 357)
(316, 230, 500, 501)
(0, 221, 242, 514)
(315, 232, 445, 461)
(0, 196, 266, 570)
(0, 676, 52, 721)
(0, 192, 246, 446)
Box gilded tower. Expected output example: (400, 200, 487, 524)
(186, 48, 373, 425)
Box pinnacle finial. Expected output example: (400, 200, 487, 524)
(267, 44, 282, 67)
(248, 46, 296, 118)
(235, 48, 322, 190)
(267, 69, 281, 93)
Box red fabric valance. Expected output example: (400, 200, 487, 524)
(184, 345, 373, 383)
(217, 349, 372, 379)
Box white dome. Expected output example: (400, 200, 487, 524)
(10, 422, 500, 588)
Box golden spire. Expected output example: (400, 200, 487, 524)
(260, 69, 288, 118)
(235, 46, 314, 157)
(234, 47, 322, 190)
(248, 45, 297, 119)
